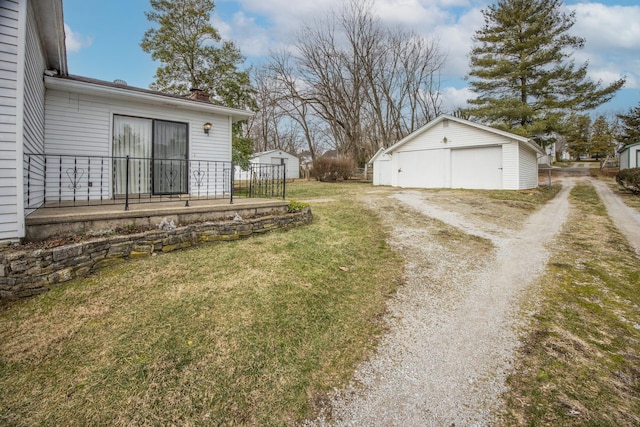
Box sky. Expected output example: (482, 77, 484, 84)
(62, 0, 640, 116)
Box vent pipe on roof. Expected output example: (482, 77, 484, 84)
(113, 79, 127, 86)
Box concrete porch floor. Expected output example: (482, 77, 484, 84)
(25, 197, 290, 242)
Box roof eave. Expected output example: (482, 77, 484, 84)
(33, 0, 68, 75)
(44, 76, 254, 121)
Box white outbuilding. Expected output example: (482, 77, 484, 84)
(619, 142, 640, 170)
(250, 150, 300, 179)
(370, 115, 545, 190)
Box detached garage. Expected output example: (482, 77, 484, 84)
(371, 115, 545, 190)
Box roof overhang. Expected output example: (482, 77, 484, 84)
(386, 114, 546, 156)
(32, 0, 68, 75)
(618, 141, 640, 153)
(45, 75, 254, 122)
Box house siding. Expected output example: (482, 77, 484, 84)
(519, 143, 538, 189)
(0, 0, 22, 240)
(22, 0, 46, 212)
(44, 88, 232, 200)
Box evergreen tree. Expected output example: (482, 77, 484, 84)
(564, 115, 591, 160)
(465, 0, 624, 140)
(590, 115, 615, 160)
(617, 102, 640, 146)
(141, 0, 256, 164)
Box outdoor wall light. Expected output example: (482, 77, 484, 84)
(442, 136, 448, 143)
(203, 122, 212, 135)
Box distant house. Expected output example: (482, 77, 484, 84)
(619, 142, 640, 170)
(0, 0, 253, 242)
(370, 115, 545, 190)
(250, 150, 300, 179)
(321, 149, 338, 158)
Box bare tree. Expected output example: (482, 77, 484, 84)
(251, 0, 444, 164)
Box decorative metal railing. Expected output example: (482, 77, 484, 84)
(24, 153, 286, 210)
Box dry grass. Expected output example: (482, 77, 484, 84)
(499, 182, 640, 425)
(0, 182, 402, 426)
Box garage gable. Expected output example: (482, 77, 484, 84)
(381, 115, 544, 190)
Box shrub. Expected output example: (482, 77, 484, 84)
(287, 200, 309, 213)
(616, 168, 640, 194)
(311, 157, 357, 182)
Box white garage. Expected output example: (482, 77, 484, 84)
(619, 142, 640, 170)
(370, 115, 544, 190)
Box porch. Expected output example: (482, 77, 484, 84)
(23, 153, 289, 242)
(25, 197, 290, 242)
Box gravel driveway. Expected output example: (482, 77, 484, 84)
(310, 179, 576, 426)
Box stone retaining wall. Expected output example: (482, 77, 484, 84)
(0, 208, 312, 300)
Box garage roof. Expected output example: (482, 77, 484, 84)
(385, 115, 545, 156)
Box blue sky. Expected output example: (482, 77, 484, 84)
(62, 0, 640, 115)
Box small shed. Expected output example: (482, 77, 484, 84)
(619, 142, 640, 170)
(370, 115, 545, 190)
(251, 150, 300, 179)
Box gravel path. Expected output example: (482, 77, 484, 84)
(591, 178, 640, 256)
(310, 180, 575, 426)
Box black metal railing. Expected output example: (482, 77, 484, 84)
(24, 153, 286, 210)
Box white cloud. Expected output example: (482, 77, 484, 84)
(441, 86, 475, 112)
(215, 0, 639, 98)
(64, 24, 93, 53)
(566, 3, 640, 89)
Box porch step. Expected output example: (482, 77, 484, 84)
(25, 198, 289, 242)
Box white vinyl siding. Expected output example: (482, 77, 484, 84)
(250, 150, 300, 179)
(619, 143, 640, 170)
(0, 0, 22, 240)
(23, 0, 46, 212)
(518, 143, 538, 189)
(43, 88, 232, 201)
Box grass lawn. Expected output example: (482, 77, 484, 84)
(499, 182, 640, 425)
(1, 179, 638, 425)
(0, 181, 401, 426)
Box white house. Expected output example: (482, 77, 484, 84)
(0, 0, 253, 242)
(619, 142, 640, 170)
(250, 150, 300, 179)
(370, 115, 545, 190)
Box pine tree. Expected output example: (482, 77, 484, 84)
(141, 0, 256, 164)
(590, 115, 615, 160)
(617, 102, 640, 146)
(140, 0, 254, 110)
(564, 115, 591, 160)
(466, 0, 625, 140)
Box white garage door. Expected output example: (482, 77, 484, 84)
(397, 149, 445, 188)
(451, 146, 503, 189)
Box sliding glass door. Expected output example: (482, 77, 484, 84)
(113, 115, 188, 196)
(113, 116, 152, 194)
(153, 120, 188, 194)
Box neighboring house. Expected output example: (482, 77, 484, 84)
(321, 149, 338, 158)
(370, 115, 545, 190)
(0, 0, 252, 242)
(619, 142, 640, 170)
(250, 150, 300, 179)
